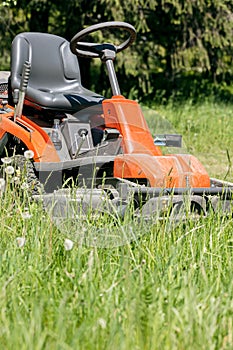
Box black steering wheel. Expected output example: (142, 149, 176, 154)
(70, 21, 136, 59)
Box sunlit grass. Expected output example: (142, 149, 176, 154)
(144, 99, 233, 181)
(0, 191, 232, 349)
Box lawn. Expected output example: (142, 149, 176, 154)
(0, 99, 232, 350)
(144, 99, 233, 181)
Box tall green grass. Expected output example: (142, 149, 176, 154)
(145, 99, 233, 181)
(0, 100, 233, 349)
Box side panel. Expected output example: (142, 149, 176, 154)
(0, 109, 60, 162)
(103, 96, 162, 156)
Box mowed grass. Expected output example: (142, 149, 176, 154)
(0, 99, 233, 350)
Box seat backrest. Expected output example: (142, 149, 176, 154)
(11, 32, 82, 92)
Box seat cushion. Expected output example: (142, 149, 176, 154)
(25, 84, 104, 111)
(11, 32, 104, 112)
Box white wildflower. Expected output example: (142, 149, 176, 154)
(24, 150, 34, 159)
(16, 237, 26, 248)
(64, 238, 74, 251)
(1, 157, 12, 164)
(21, 211, 32, 220)
(4, 165, 14, 175)
(21, 182, 29, 190)
(11, 176, 21, 185)
(98, 318, 107, 329)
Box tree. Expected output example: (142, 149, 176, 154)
(1, 0, 233, 99)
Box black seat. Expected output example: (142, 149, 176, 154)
(10, 32, 104, 112)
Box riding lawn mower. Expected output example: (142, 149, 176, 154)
(0, 21, 232, 224)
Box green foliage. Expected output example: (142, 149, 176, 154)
(0, 0, 233, 100)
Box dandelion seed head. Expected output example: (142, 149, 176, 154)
(21, 211, 32, 220)
(21, 182, 29, 190)
(16, 237, 26, 248)
(4, 165, 14, 175)
(24, 150, 34, 159)
(98, 318, 107, 329)
(11, 176, 20, 185)
(64, 238, 74, 251)
(1, 157, 12, 164)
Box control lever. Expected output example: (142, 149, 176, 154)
(14, 61, 31, 121)
(73, 129, 88, 158)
